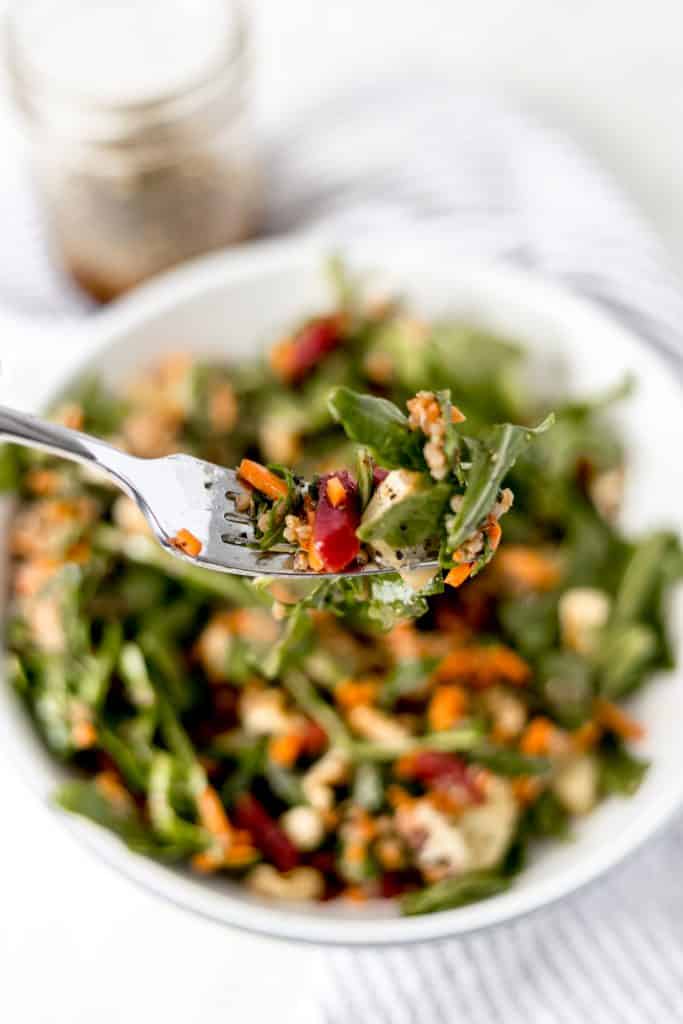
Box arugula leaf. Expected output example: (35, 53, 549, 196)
(612, 532, 683, 626)
(401, 871, 510, 916)
(537, 651, 594, 728)
(446, 416, 554, 555)
(599, 740, 649, 796)
(56, 779, 205, 861)
(355, 447, 375, 510)
(358, 481, 451, 548)
(328, 386, 426, 470)
(597, 624, 658, 698)
(468, 745, 550, 776)
(379, 657, 439, 707)
(0, 444, 19, 492)
(525, 790, 571, 838)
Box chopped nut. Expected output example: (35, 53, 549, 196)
(280, 805, 325, 851)
(246, 864, 324, 901)
(558, 587, 611, 656)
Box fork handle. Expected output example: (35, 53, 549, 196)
(0, 404, 137, 489)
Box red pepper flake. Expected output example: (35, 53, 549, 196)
(406, 750, 484, 803)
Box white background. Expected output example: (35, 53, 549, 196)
(1, 2, 683, 1022)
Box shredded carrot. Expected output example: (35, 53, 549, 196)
(485, 518, 502, 553)
(434, 645, 531, 688)
(335, 678, 378, 710)
(496, 545, 561, 591)
(208, 383, 238, 432)
(237, 458, 289, 501)
(94, 771, 132, 810)
(66, 540, 92, 565)
(394, 753, 417, 779)
(444, 563, 473, 588)
(25, 468, 62, 496)
(326, 475, 347, 507)
(387, 784, 414, 808)
(375, 837, 404, 870)
(268, 732, 303, 767)
(346, 842, 367, 866)
(191, 849, 223, 874)
(450, 405, 466, 424)
(197, 785, 233, 840)
(594, 698, 645, 742)
(72, 720, 97, 749)
(426, 789, 467, 814)
(170, 528, 202, 557)
(520, 716, 555, 755)
(224, 842, 259, 867)
(428, 684, 468, 731)
(269, 337, 297, 380)
(511, 776, 543, 805)
(572, 720, 602, 752)
(341, 885, 369, 903)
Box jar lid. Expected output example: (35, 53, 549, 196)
(6, 0, 247, 143)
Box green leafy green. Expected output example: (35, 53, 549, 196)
(446, 416, 554, 555)
(328, 386, 426, 470)
(401, 871, 510, 916)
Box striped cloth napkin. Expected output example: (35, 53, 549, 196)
(2, 80, 682, 1024)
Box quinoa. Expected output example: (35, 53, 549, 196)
(407, 390, 448, 480)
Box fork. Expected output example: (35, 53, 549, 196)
(0, 406, 431, 578)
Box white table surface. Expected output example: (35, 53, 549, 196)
(2, 2, 683, 1021)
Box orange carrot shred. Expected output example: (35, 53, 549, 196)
(444, 563, 473, 588)
(594, 698, 645, 741)
(486, 519, 502, 552)
(268, 733, 303, 767)
(237, 458, 289, 500)
(428, 684, 468, 731)
(520, 716, 555, 755)
(170, 528, 202, 557)
(450, 405, 466, 423)
(326, 475, 347, 507)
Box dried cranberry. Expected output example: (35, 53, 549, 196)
(410, 751, 483, 802)
(300, 719, 328, 756)
(286, 316, 342, 382)
(372, 465, 389, 487)
(234, 794, 299, 872)
(312, 470, 361, 572)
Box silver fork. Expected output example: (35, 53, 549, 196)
(0, 406, 433, 578)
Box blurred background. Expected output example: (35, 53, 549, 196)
(1, 1, 683, 278)
(0, 3, 682, 1023)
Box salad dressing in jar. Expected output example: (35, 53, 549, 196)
(6, 0, 259, 301)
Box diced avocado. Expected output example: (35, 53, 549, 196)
(360, 470, 430, 568)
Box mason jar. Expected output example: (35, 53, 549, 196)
(5, 0, 260, 301)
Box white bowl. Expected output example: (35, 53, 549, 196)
(1, 237, 681, 946)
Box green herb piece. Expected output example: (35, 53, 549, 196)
(379, 657, 439, 707)
(599, 741, 649, 796)
(401, 871, 510, 916)
(468, 745, 550, 776)
(446, 416, 554, 556)
(328, 387, 426, 471)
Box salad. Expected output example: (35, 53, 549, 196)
(237, 385, 550, 588)
(2, 264, 681, 916)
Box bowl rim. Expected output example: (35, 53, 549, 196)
(3, 234, 682, 946)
